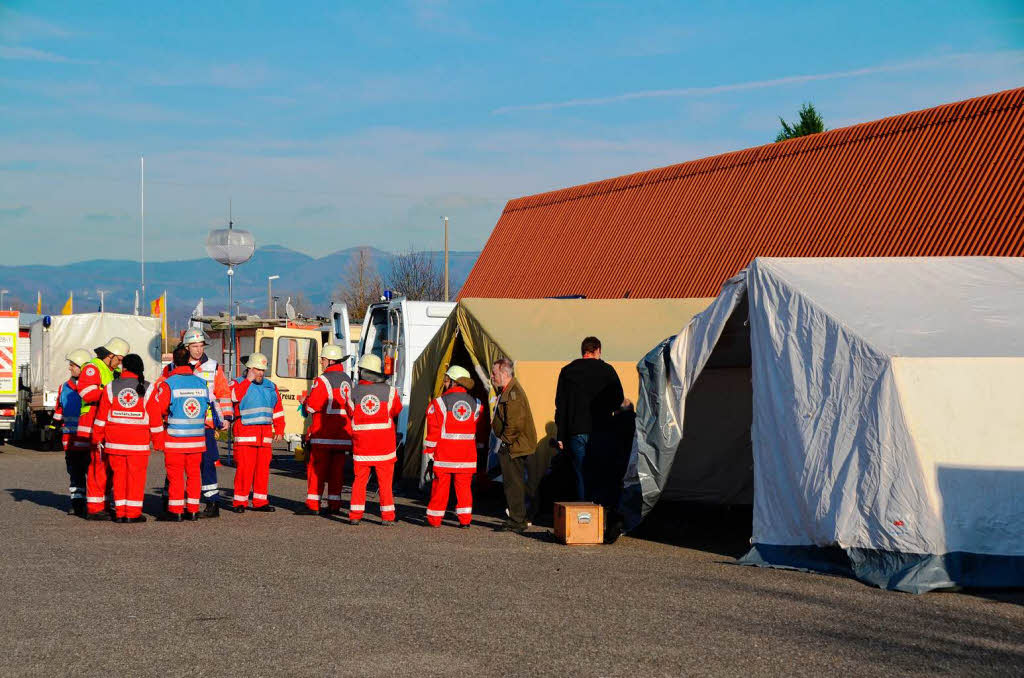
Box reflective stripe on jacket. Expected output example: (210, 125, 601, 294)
(192, 356, 232, 425)
(345, 380, 401, 463)
(77, 358, 116, 437)
(91, 373, 155, 455)
(424, 386, 481, 472)
(150, 367, 209, 454)
(231, 376, 284, 447)
(304, 365, 353, 449)
(55, 379, 81, 435)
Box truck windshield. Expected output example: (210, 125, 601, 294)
(362, 307, 388, 359)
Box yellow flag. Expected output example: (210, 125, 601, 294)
(151, 293, 167, 350)
(61, 292, 73, 315)
(36, 291, 42, 315)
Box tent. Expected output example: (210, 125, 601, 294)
(624, 257, 1024, 593)
(403, 297, 712, 482)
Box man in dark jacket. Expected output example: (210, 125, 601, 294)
(490, 358, 539, 533)
(555, 336, 627, 505)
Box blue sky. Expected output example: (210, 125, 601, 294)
(1, 0, 1021, 264)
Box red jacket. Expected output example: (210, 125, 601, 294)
(76, 359, 114, 438)
(345, 379, 402, 463)
(424, 385, 481, 472)
(91, 371, 158, 455)
(230, 376, 285, 448)
(304, 364, 352, 450)
(148, 366, 211, 454)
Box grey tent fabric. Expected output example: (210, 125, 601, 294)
(621, 275, 746, 529)
(623, 257, 1024, 592)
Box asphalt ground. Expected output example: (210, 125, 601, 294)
(0, 442, 1021, 678)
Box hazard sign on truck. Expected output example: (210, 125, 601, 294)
(0, 311, 19, 443)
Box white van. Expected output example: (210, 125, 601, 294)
(355, 296, 455, 445)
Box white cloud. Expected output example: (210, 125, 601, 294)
(0, 9, 72, 42)
(0, 45, 89, 63)
(493, 50, 1024, 114)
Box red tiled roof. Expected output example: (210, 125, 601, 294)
(459, 88, 1024, 299)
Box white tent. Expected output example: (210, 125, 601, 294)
(623, 257, 1024, 592)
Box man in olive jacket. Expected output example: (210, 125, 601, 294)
(490, 358, 539, 532)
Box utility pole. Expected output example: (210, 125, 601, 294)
(140, 156, 146, 305)
(267, 275, 279, 318)
(443, 216, 449, 302)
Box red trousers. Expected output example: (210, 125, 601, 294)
(165, 451, 202, 515)
(349, 461, 395, 521)
(306, 445, 346, 511)
(233, 445, 272, 508)
(426, 470, 473, 526)
(85, 445, 110, 515)
(108, 453, 149, 518)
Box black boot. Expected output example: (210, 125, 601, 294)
(229, 505, 245, 514)
(128, 515, 148, 523)
(69, 498, 86, 517)
(294, 506, 319, 515)
(157, 511, 183, 522)
(86, 511, 110, 521)
(249, 504, 275, 513)
(186, 512, 201, 521)
(200, 503, 220, 519)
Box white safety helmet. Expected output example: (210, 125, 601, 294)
(103, 337, 130, 357)
(445, 365, 471, 382)
(358, 354, 382, 375)
(182, 328, 206, 346)
(245, 352, 269, 370)
(66, 349, 93, 367)
(321, 344, 346, 362)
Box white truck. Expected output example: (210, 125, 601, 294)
(0, 312, 19, 444)
(28, 313, 163, 445)
(354, 296, 456, 445)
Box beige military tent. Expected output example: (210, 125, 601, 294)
(402, 297, 712, 481)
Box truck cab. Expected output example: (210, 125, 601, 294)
(251, 324, 320, 448)
(356, 297, 455, 446)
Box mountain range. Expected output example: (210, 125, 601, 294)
(0, 246, 479, 327)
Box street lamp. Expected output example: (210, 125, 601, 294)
(267, 275, 280, 318)
(205, 215, 255, 380)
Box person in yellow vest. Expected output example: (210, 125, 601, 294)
(77, 337, 128, 520)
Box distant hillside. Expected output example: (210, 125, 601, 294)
(0, 246, 479, 332)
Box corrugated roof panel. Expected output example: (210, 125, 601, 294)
(461, 88, 1024, 299)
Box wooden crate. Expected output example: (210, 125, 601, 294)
(554, 502, 604, 545)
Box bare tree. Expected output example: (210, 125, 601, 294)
(386, 249, 446, 301)
(333, 248, 383, 321)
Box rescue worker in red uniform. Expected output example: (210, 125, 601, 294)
(52, 348, 92, 516)
(424, 366, 482, 528)
(78, 337, 129, 520)
(345, 354, 401, 525)
(150, 346, 211, 521)
(181, 329, 231, 517)
(91, 354, 158, 523)
(229, 352, 285, 513)
(299, 344, 352, 515)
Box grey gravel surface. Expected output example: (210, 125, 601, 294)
(0, 443, 1021, 678)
